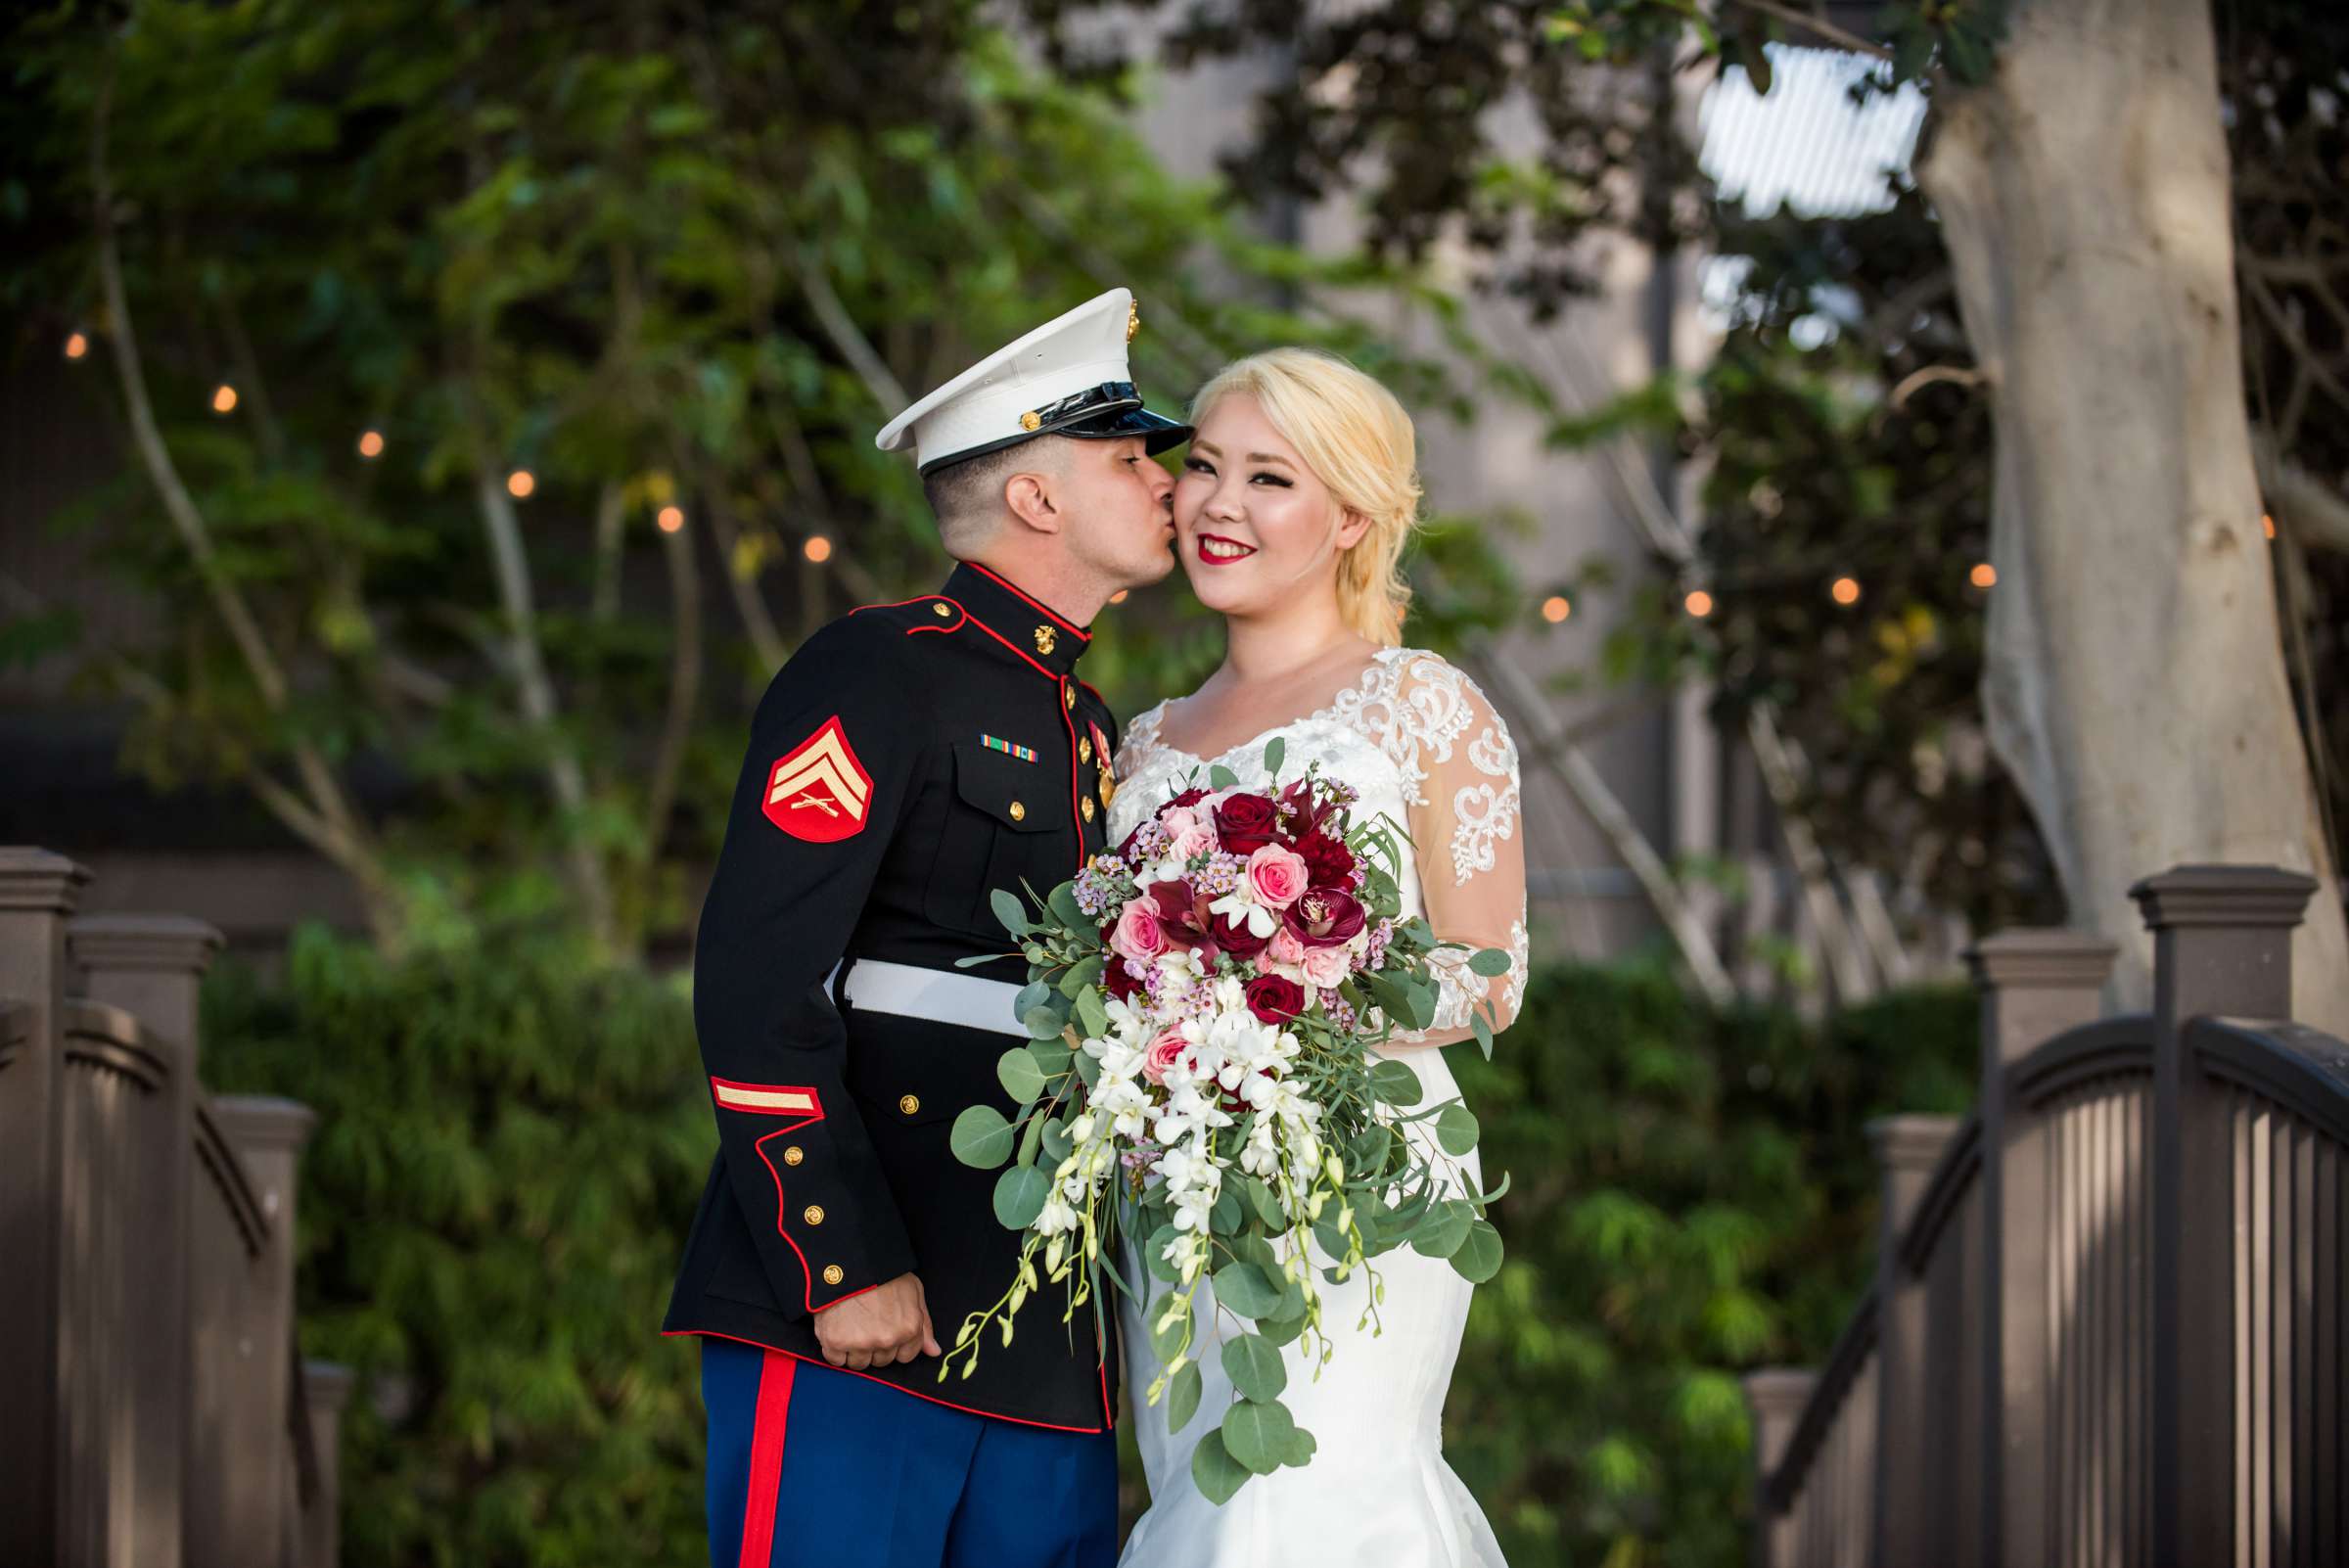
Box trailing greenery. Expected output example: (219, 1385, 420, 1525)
(201, 925, 1971, 1565)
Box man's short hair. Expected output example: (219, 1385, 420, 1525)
(922, 438, 1070, 555)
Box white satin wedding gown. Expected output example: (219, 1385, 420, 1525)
(1105, 647, 1530, 1568)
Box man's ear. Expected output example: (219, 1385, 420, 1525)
(1004, 467, 1063, 535)
(1334, 505, 1375, 553)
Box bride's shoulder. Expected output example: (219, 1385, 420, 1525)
(1368, 646, 1496, 707)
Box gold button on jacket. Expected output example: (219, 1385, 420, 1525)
(803, 1205, 826, 1225)
(898, 1094, 921, 1116)
(822, 1265, 845, 1286)
(782, 1145, 805, 1166)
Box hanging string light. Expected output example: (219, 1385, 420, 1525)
(1970, 563, 1996, 588)
(657, 505, 685, 533)
(1109, 589, 1129, 605)
(2262, 513, 2277, 539)
(506, 469, 535, 499)
(804, 535, 833, 563)
(1683, 589, 1715, 619)
(1830, 576, 1861, 606)
(357, 430, 386, 459)
(63, 332, 89, 360)
(211, 384, 238, 414)
(1541, 594, 1571, 623)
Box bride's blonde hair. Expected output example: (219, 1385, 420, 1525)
(1189, 347, 1422, 646)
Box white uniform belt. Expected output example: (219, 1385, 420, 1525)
(834, 957, 1027, 1038)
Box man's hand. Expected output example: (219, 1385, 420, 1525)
(811, 1272, 941, 1371)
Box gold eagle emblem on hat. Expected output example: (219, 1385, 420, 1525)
(1127, 300, 1140, 343)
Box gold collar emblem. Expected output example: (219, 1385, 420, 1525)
(1034, 624, 1057, 657)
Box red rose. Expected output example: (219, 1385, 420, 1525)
(1169, 787, 1210, 808)
(1214, 906, 1273, 958)
(1215, 793, 1280, 853)
(1285, 887, 1366, 947)
(1105, 958, 1146, 1002)
(1294, 829, 1355, 887)
(1244, 974, 1308, 1024)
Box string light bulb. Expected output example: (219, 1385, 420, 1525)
(2262, 513, 2277, 539)
(1970, 563, 1996, 588)
(805, 535, 833, 563)
(64, 332, 89, 360)
(1684, 589, 1714, 619)
(506, 469, 535, 499)
(1830, 576, 1861, 606)
(657, 505, 685, 533)
(1109, 589, 1129, 605)
(357, 430, 386, 459)
(211, 384, 238, 414)
(1541, 595, 1572, 623)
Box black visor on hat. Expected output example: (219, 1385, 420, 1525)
(917, 381, 1193, 474)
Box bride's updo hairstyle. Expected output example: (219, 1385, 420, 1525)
(1189, 347, 1422, 647)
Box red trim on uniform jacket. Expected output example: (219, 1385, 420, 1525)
(954, 607, 1062, 681)
(738, 1350, 798, 1568)
(1058, 684, 1087, 871)
(708, 1079, 838, 1314)
(906, 604, 967, 636)
(665, 1329, 1116, 1435)
(964, 562, 1091, 639)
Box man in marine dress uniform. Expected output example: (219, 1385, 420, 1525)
(665, 289, 1189, 1568)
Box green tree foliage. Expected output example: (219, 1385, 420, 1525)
(3, 0, 1497, 954)
(202, 926, 714, 1567)
(203, 928, 1973, 1564)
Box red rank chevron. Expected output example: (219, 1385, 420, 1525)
(761, 715, 873, 842)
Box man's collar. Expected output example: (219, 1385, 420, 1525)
(943, 561, 1093, 678)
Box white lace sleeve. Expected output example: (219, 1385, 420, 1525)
(1385, 655, 1529, 1038)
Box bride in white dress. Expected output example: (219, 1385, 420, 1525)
(1105, 348, 1529, 1568)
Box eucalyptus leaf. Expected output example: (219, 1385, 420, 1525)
(1241, 1176, 1286, 1228)
(1263, 736, 1285, 777)
(1149, 1301, 1191, 1363)
(1058, 952, 1105, 995)
(1221, 1398, 1297, 1475)
(1412, 1198, 1472, 1261)
(1027, 1038, 1074, 1076)
(1074, 987, 1110, 1039)
(1047, 882, 1088, 932)
(990, 888, 1030, 937)
(1221, 1334, 1288, 1403)
(1347, 1123, 1392, 1174)
(947, 1104, 1015, 1169)
(1016, 1109, 1044, 1169)
(1210, 1185, 1244, 1236)
(1471, 1009, 1495, 1062)
(1209, 762, 1239, 789)
(1190, 1429, 1250, 1505)
(997, 1047, 1047, 1105)
(1167, 1360, 1204, 1434)
(1210, 1261, 1280, 1320)
(1282, 1425, 1317, 1468)
(991, 1164, 1048, 1229)
(1023, 1004, 1068, 1040)
(1039, 1115, 1075, 1165)
(1256, 1308, 1306, 1349)
(1369, 1058, 1424, 1107)
(1467, 945, 1514, 977)
(1143, 1222, 1183, 1283)
(1451, 1219, 1504, 1283)
(1073, 1049, 1101, 1090)
(1263, 1276, 1308, 1324)
(1434, 1100, 1481, 1157)
(1012, 980, 1051, 1021)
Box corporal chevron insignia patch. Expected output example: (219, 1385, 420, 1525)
(762, 716, 874, 842)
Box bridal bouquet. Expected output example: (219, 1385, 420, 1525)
(942, 738, 1512, 1502)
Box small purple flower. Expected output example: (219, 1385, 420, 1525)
(1192, 850, 1245, 898)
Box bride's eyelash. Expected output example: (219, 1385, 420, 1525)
(1252, 473, 1292, 488)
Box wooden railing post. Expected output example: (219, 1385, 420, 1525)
(1963, 929, 2116, 1568)
(0, 848, 92, 1568)
(299, 1360, 352, 1568)
(1743, 1367, 1817, 1568)
(68, 914, 225, 1568)
(1868, 1113, 1959, 1568)
(2133, 863, 2317, 1568)
(197, 1096, 316, 1568)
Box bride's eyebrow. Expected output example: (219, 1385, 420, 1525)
(1246, 452, 1293, 467)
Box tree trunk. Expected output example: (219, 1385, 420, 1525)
(1918, 0, 2349, 1032)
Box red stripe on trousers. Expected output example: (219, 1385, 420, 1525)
(739, 1350, 798, 1568)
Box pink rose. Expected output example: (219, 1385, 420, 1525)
(1163, 807, 1215, 861)
(1142, 1029, 1194, 1085)
(1301, 945, 1353, 990)
(1111, 895, 1168, 965)
(1267, 926, 1308, 968)
(1247, 844, 1311, 910)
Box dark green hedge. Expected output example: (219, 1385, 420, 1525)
(205, 931, 1974, 1567)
